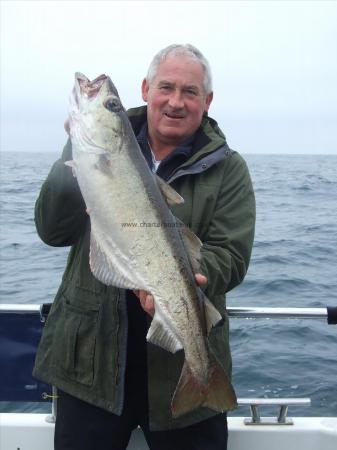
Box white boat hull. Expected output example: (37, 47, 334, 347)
(1, 413, 336, 450)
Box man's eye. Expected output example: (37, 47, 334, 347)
(160, 85, 172, 91)
(185, 89, 197, 96)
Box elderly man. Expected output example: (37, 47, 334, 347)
(34, 44, 255, 450)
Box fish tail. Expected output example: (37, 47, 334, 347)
(171, 354, 238, 418)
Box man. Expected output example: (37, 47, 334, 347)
(34, 44, 256, 450)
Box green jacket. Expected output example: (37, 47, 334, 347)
(33, 106, 255, 430)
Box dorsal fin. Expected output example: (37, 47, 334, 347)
(173, 217, 202, 273)
(156, 175, 184, 206)
(180, 225, 202, 273)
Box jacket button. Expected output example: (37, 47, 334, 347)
(202, 163, 207, 169)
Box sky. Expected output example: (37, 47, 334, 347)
(1, 0, 337, 154)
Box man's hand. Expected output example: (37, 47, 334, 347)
(133, 289, 155, 317)
(195, 273, 207, 287)
(133, 273, 208, 317)
(64, 118, 70, 135)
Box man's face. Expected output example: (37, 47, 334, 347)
(142, 55, 213, 148)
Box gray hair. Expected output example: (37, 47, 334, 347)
(146, 44, 213, 94)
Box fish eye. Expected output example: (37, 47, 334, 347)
(104, 96, 121, 112)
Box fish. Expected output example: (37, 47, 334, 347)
(67, 72, 237, 418)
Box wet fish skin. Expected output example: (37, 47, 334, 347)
(67, 73, 237, 418)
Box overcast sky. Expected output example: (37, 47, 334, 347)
(1, 0, 336, 154)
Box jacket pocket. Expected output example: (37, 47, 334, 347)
(53, 296, 99, 386)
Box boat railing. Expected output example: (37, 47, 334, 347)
(1, 303, 336, 323)
(227, 306, 337, 323)
(0, 303, 335, 426)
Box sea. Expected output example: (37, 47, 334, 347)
(0, 151, 336, 418)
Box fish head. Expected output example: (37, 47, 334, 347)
(69, 72, 127, 156)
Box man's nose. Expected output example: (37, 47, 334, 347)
(168, 89, 184, 109)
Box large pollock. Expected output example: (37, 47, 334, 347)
(67, 72, 237, 418)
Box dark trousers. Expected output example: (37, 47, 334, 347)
(55, 295, 228, 449)
(54, 386, 228, 450)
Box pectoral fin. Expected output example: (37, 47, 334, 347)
(89, 231, 141, 290)
(64, 160, 77, 177)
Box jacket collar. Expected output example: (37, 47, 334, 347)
(127, 106, 233, 183)
(136, 121, 196, 181)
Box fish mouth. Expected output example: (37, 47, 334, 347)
(75, 73, 108, 99)
(71, 72, 121, 113)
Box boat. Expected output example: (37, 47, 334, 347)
(1, 303, 336, 450)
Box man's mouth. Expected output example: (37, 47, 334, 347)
(163, 111, 186, 119)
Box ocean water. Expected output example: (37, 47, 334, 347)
(0, 151, 336, 417)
